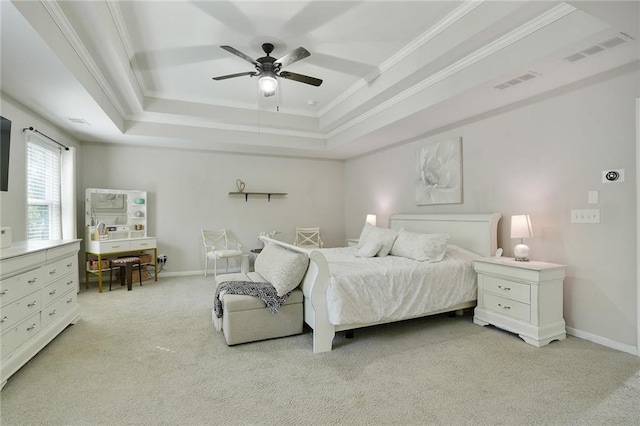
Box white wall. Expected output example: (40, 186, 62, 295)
(0, 94, 84, 241)
(80, 144, 344, 274)
(345, 67, 639, 352)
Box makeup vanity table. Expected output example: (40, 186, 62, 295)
(84, 188, 158, 293)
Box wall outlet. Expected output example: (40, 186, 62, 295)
(571, 209, 600, 223)
(158, 254, 167, 264)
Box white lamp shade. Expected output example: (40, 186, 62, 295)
(258, 73, 278, 93)
(510, 215, 532, 239)
(366, 214, 377, 226)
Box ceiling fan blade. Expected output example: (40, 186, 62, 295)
(275, 47, 310, 68)
(212, 71, 257, 81)
(279, 71, 323, 87)
(220, 45, 259, 66)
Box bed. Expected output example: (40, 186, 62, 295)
(260, 213, 501, 353)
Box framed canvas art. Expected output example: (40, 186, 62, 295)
(415, 137, 462, 205)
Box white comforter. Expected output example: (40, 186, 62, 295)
(321, 245, 479, 325)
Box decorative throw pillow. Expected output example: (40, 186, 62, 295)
(390, 230, 450, 262)
(357, 224, 398, 257)
(355, 240, 382, 258)
(254, 243, 309, 296)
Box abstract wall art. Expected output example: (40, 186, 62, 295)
(415, 137, 462, 205)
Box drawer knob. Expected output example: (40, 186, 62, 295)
(66, 280, 74, 286)
(66, 263, 73, 268)
(0, 289, 8, 295)
(67, 298, 73, 304)
(49, 310, 57, 316)
(27, 301, 37, 307)
(49, 289, 57, 296)
(49, 269, 57, 275)
(497, 303, 511, 310)
(28, 278, 38, 284)
(1, 316, 7, 323)
(26, 323, 37, 331)
(498, 285, 511, 291)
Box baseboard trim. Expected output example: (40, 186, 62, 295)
(567, 327, 638, 356)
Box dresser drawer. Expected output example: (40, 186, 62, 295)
(1, 313, 41, 360)
(42, 290, 77, 329)
(0, 268, 43, 307)
(43, 274, 77, 307)
(131, 238, 156, 250)
(0, 291, 41, 333)
(482, 275, 530, 304)
(43, 255, 77, 284)
(0, 252, 46, 278)
(483, 293, 530, 322)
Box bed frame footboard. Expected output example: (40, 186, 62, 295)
(260, 237, 335, 353)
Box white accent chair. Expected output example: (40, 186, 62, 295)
(202, 229, 243, 277)
(293, 227, 324, 248)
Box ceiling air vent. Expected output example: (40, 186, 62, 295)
(493, 71, 540, 90)
(68, 118, 90, 126)
(563, 33, 634, 63)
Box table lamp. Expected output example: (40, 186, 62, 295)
(511, 214, 532, 261)
(366, 214, 377, 226)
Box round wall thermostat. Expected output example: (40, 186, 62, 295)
(605, 171, 619, 181)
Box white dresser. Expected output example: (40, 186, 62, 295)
(1, 239, 81, 390)
(473, 257, 566, 347)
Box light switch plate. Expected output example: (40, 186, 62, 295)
(571, 209, 600, 223)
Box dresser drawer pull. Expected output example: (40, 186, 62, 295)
(139, 243, 148, 246)
(1, 316, 7, 323)
(26, 323, 37, 331)
(67, 298, 74, 304)
(497, 285, 511, 291)
(27, 301, 38, 307)
(28, 278, 38, 284)
(49, 310, 57, 317)
(49, 289, 57, 296)
(49, 269, 57, 275)
(111, 245, 121, 248)
(0, 289, 8, 295)
(66, 262, 73, 268)
(66, 280, 74, 286)
(497, 303, 511, 310)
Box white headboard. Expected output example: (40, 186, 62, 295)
(388, 213, 501, 257)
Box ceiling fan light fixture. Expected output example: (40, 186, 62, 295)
(258, 72, 278, 94)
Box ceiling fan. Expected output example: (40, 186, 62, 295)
(212, 43, 323, 97)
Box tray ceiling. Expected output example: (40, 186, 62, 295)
(1, 1, 638, 159)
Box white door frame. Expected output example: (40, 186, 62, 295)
(636, 97, 639, 357)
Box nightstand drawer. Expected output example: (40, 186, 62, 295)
(483, 293, 530, 322)
(482, 276, 530, 304)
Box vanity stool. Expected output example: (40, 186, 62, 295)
(110, 257, 143, 291)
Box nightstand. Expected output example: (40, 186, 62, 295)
(473, 257, 566, 347)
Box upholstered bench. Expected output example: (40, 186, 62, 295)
(212, 243, 308, 345)
(214, 271, 303, 345)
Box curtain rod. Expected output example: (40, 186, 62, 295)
(22, 127, 70, 151)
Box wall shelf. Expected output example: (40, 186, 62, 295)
(228, 192, 287, 202)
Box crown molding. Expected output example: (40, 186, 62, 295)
(326, 2, 577, 139)
(40, 0, 129, 119)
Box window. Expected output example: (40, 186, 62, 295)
(27, 137, 62, 240)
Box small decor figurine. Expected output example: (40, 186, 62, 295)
(236, 179, 246, 192)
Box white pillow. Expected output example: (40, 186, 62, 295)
(355, 240, 382, 258)
(254, 243, 309, 296)
(390, 230, 450, 262)
(357, 224, 398, 257)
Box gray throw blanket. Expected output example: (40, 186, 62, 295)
(214, 281, 292, 318)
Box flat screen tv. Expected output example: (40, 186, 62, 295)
(0, 116, 11, 192)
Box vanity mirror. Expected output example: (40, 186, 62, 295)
(85, 188, 147, 240)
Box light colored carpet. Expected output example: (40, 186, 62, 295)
(1, 275, 639, 425)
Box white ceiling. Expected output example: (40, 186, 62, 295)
(1, 1, 638, 160)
